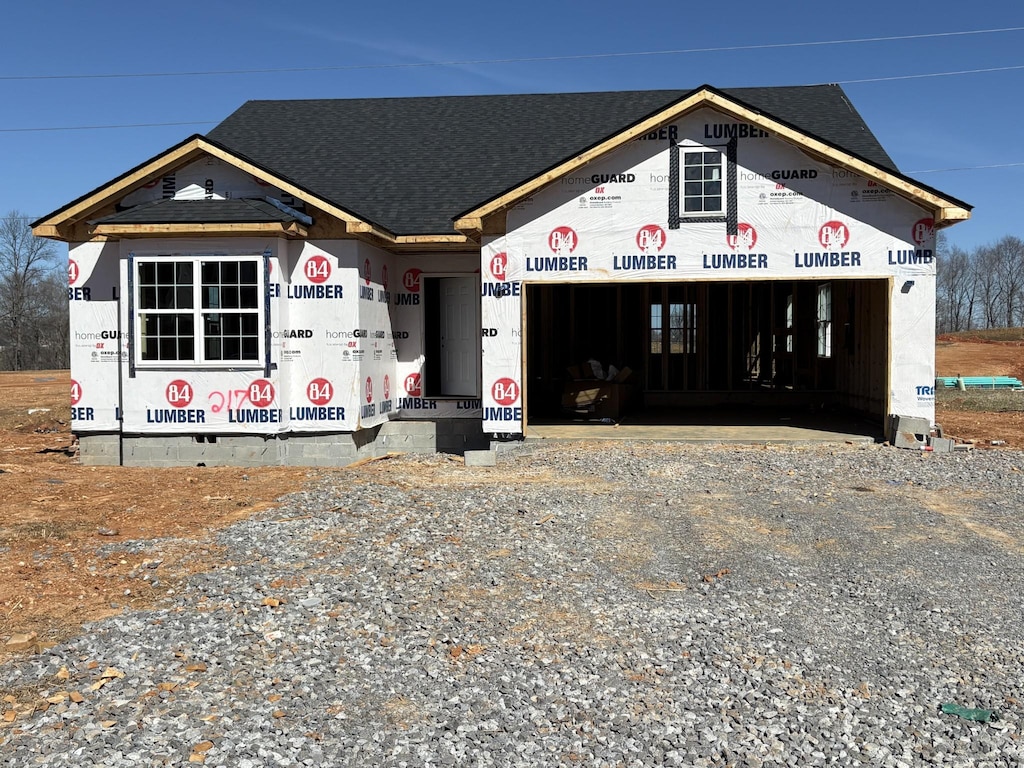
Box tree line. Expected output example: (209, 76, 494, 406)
(0, 211, 69, 371)
(936, 233, 1024, 334)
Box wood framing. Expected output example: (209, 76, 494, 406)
(89, 222, 309, 238)
(456, 87, 971, 235)
(34, 138, 210, 236)
(32, 137, 466, 247)
(698, 91, 970, 226)
(454, 89, 710, 235)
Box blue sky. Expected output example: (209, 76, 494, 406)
(2, 1, 1021, 253)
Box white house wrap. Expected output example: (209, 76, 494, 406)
(38, 86, 968, 465)
(481, 108, 938, 433)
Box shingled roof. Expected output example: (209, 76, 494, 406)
(206, 85, 900, 236)
(92, 198, 303, 225)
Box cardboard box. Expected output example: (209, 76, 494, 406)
(562, 384, 607, 410)
(561, 366, 635, 419)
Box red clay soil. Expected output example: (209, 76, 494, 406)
(934, 339, 1024, 447)
(935, 338, 1024, 380)
(0, 371, 323, 661)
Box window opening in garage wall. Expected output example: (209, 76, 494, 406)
(650, 303, 662, 354)
(784, 292, 794, 353)
(817, 282, 832, 359)
(647, 284, 702, 391)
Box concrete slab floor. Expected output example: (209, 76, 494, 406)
(524, 407, 881, 445)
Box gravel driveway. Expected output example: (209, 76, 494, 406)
(2, 442, 1023, 767)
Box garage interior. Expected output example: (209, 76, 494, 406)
(524, 279, 889, 438)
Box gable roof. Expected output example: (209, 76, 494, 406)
(92, 198, 303, 225)
(35, 85, 970, 242)
(32, 135, 392, 242)
(206, 85, 909, 235)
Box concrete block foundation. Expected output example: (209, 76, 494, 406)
(76, 420, 489, 468)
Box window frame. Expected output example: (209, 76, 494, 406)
(784, 292, 794, 354)
(816, 282, 832, 359)
(668, 137, 736, 230)
(680, 147, 725, 216)
(132, 254, 266, 369)
(650, 300, 697, 356)
(649, 303, 663, 355)
(668, 302, 697, 354)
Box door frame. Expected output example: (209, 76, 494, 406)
(423, 273, 481, 398)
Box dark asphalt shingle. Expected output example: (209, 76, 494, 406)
(205, 86, 901, 236)
(93, 198, 300, 225)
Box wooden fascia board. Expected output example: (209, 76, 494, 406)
(390, 241, 477, 254)
(454, 216, 483, 235)
(395, 234, 472, 245)
(455, 91, 711, 228)
(32, 136, 398, 243)
(33, 138, 209, 231)
(90, 221, 309, 238)
(701, 91, 971, 224)
(193, 142, 395, 241)
(456, 88, 969, 230)
(935, 207, 971, 227)
(32, 224, 64, 239)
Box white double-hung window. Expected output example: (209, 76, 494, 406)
(134, 256, 264, 366)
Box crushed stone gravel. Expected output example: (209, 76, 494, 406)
(2, 441, 1023, 767)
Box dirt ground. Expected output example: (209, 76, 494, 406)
(1, 341, 1022, 661)
(0, 371, 324, 661)
(934, 337, 1024, 447)
(935, 336, 1024, 379)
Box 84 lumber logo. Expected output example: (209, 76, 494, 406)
(486, 378, 521, 423)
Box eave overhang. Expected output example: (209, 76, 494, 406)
(32, 136, 471, 247)
(34, 88, 971, 248)
(454, 86, 971, 237)
(89, 221, 309, 239)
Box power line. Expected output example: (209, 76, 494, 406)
(3, 56, 1022, 134)
(1, 26, 1023, 82)
(837, 63, 1024, 84)
(907, 162, 1024, 174)
(0, 120, 215, 133)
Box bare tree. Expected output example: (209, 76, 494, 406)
(992, 235, 1024, 328)
(972, 245, 1003, 330)
(29, 269, 70, 369)
(936, 240, 977, 333)
(0, 211, 67, 370)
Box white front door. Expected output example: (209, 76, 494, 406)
(439, 276, 479, 396)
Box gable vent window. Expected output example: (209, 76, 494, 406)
(135, 256, 263, 366)
(682, 150, 723, 214)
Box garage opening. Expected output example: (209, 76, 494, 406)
(524, 280, 889, 430)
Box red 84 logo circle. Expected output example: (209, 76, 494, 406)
(492, 378, 520, 406)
